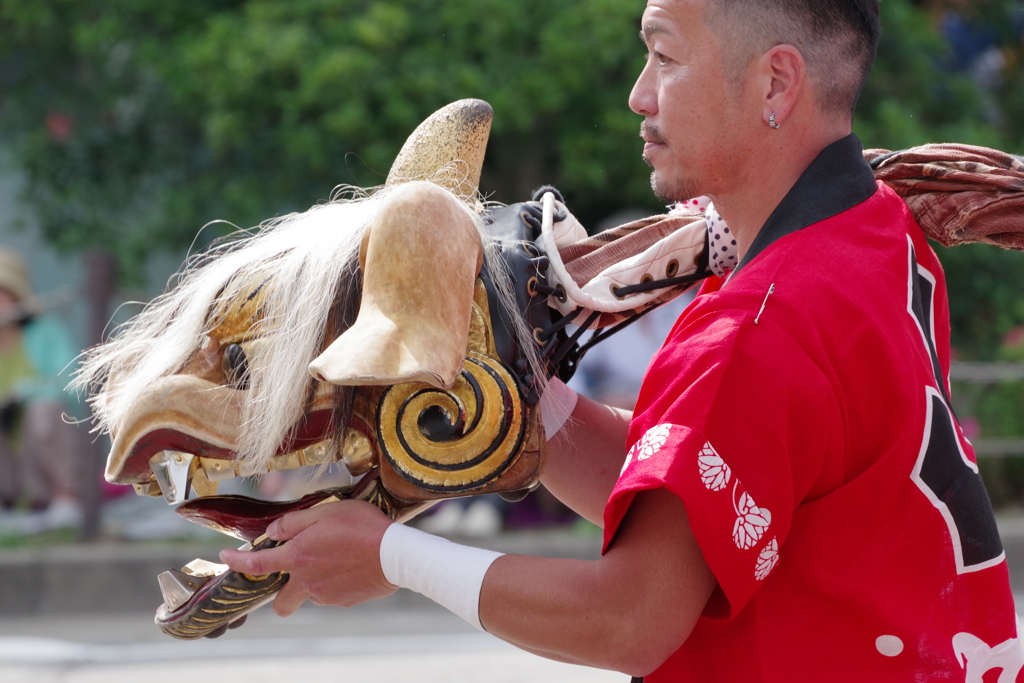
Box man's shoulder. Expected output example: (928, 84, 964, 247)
(653, 282, 831, 395)
(716, 184, 929, 321)
(661, 184, 932, 393)
(743, 182, 914, 278)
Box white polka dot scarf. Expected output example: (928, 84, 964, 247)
(671, 198, 738, 278)
(705, 202, 738, 277)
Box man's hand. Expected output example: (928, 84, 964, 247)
(219, 498, 396, 617)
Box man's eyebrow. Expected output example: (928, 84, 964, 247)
(640, 22, 669, 45)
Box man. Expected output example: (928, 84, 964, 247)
(223, 1, 1021, 679)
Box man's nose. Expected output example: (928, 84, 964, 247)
(629, 63, 657, 117)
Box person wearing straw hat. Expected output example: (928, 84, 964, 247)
(0, 248, 81, 531)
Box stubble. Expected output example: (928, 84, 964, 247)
(641, 122, 703, 203)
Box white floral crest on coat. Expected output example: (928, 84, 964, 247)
(698, 441, 732, 491)
(621, 424, 673, 474)
(732, 489, 772, 550)
(694, 440, 774, 553)
(637, 424, 672, 461)
(755, 537, 780, 581)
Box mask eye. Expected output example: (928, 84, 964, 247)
(222, 343, 250, 390)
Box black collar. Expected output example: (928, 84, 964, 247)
(732, 133, 877, 276)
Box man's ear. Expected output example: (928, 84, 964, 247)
(757, 44, 805, 128)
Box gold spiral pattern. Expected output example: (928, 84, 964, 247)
(376, 351, 525, 493)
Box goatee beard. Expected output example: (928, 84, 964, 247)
(649, 170, 703, 205)
(641, 122, 702, 203)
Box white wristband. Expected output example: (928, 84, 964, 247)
(539, 377, 578, 439)
(379, 523, 504, 630)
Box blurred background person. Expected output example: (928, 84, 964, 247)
(0, 249, 82, 533)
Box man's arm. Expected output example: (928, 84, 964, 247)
(479, 487, 716, 675)
(221, 487, 716, 677)
(541, 393, 632, 526)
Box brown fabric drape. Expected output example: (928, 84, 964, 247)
(865, 144, 1024, 250)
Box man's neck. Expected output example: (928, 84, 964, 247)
(710, 122, 852, 263)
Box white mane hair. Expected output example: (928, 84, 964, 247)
(73, 184, 544, 477)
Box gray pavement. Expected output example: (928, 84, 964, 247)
(0, 524, 618, 682)
(0, 645, 624, 683)
(4, 514, 1024, 682)
(0, 600, 625, 682)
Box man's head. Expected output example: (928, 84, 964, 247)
(630, 0, 880, 204)
(707, 0, 880, 118)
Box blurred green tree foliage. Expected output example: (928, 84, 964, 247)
(0, 0, 656, 273)
(0, 0, 1022, 357)
(859, 1, 1022, 150)
(857, 0, 1024, 360)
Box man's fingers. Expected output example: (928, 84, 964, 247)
(204, 624, 229, 639)
(267, 502, 339, 541)
(272, 580, 307, 617)
(220, 544, 289, 575)
(204, 613, 246, 638)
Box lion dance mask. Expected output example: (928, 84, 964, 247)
(74, 100, 1024, 639)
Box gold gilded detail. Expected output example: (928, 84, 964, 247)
(200, 458, 238, 482)
(301, 440, 335, 467)
(222, 585, 275, 596)
(341, 428, 375, 476)
(189, 616, 229, 624)
(212, 596, 265, 605)
(206, 272, 274, 346)
(269, 451, 303, 472)
(189, 459, 218, 497)
(133, 480, 163, 497)
(355, 478, 396, 519)
(467, 278, 496, 356)
(376, 350, 524, 492)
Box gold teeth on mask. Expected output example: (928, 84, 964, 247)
(136, 438, 368, 503)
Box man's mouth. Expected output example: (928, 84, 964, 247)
(641, 122, 666, 155)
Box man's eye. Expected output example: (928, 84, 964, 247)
(651, 51, 669, 66)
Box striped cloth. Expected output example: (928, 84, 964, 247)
(865, 144, 1024, 250)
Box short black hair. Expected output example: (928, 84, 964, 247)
(707, 0, 881, 117)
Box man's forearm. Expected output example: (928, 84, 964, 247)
(478, 489, 717, 676)
(541, 394, 632, 525)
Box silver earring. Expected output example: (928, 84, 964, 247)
(769, 113, 780, 130)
